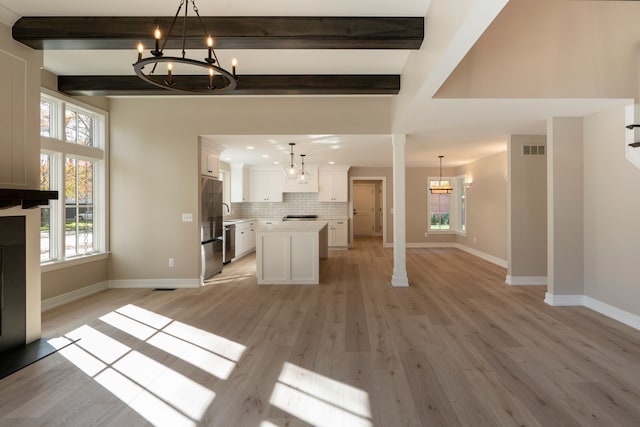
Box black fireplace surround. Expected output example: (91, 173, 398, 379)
(0, 188, 57, 354)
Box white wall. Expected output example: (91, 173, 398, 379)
(583, 106, 640, 315)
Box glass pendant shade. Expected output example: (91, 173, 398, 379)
(285, 142, 298, 177)
(298, 154, 308, 183)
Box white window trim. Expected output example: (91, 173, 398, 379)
(427, 175, 466, 236)
(40, 88, 110, 267)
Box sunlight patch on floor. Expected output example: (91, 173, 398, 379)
(269, 362, 372, 427)
(47, 304, 246, 426)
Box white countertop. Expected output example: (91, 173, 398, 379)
(256, 220, 328, 233)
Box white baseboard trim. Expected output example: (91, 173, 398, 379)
(406, 242, 456, 248)
(108, 278, 200, 289)
(455, 244, 508, 268)
(42, 281, 109, 312)
(384, 242, 507, 268)
(544, 292, 584, 306)
(506, 275, 547, 286)
(584, 296, 640, 331)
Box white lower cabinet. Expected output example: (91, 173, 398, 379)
(328, 219, 348, 248)
(235, 221, 256, 258)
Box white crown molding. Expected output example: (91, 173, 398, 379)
(0, 4, 19, 27)
(506, 275, 547, 286)
(109, 278, 200, 289)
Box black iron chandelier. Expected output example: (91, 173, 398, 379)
(133, 0, 238, 94)
(430, 155, 453, 194)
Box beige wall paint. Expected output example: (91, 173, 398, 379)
(583, 106, 640, 315)
(351, 156, 508, 257)
(437, 0, 640, 99)
(109, 97, 392, 281)
(456, 151, 508, 261)
(507, 136, 547, 278)
(41, 259, 109, 300)
(547, 117, 584, 296)
(406, 167, 457, 245)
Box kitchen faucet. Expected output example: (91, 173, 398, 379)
(222, 202, 230, 213)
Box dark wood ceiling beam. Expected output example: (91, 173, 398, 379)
(13, 17, 423, 50)
(57, 75, 401, 96)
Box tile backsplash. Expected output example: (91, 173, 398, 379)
(231, 192, 348, 219)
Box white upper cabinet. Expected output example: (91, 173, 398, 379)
(248, 167, 283, 202)
(230, 163, 249, 202)
(200, 140, 223, 178)
(319, 166, 350, 202)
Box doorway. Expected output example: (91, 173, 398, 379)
(353, 183, 376, 235)
(350, 178, 386, 246)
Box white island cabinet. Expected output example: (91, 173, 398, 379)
(255, 221, 328, 285)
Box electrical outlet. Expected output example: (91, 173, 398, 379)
(169, 258, 175, 267)
(182, 213, 193, 222)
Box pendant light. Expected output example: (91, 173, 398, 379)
(430, 155, 453, 194)
(298, 154, 308, 183)
(285, 143, 298, 177)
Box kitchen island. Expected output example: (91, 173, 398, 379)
(255, 221, 328, 285)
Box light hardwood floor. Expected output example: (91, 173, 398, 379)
(1, 236, 640, 426)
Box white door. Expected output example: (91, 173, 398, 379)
(353, 184, 375, 235)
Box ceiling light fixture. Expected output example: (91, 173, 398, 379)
(133, 0, 238, 94)
(285, 143, 298, 177)
(430, 155, 453, 194)
(298, 154, 308, 183)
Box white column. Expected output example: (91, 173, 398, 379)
(391, 134, 409, 287)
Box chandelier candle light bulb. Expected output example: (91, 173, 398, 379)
(209, 68, 214, 89)
(207, 36, 214, 63)
(167, 63, 173, 85)
(153, 27, 161, 56)
(137, 42, 143, 61)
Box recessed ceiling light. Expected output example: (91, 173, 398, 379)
(246, 146, 255, 150)
(329, 161, 335, 165)
(331, 145, 341, 150)
(273, 161, 280, 165)
(262, 154, 269, 158)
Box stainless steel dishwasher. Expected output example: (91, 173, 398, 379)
(224, 223, 236, 263)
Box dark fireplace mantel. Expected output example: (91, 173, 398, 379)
(0, 189, 58, 209)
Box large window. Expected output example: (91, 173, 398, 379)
(40, 91, 107, 264)
(427, 176, 466, 234)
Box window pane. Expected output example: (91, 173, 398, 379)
(65, 110, 77, 144)
(76, 112, 94, 146)
(429, 180, 451, 230)
(65, 109, 95, 147)
(40, 99, 52, 137)
(65, 157, 95, 257)
(40, 154, 52, 261)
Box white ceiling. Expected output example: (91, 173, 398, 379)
(0, 0, 630, 168)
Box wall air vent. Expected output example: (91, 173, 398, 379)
(522, 145, 546, 156)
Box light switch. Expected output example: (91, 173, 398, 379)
(182, 213, 193, 222)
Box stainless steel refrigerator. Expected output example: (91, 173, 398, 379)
(201, 177, 224, 280)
